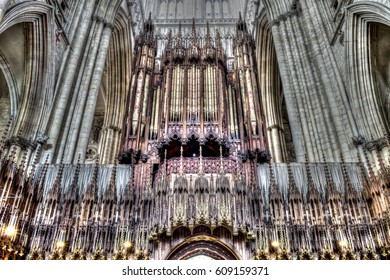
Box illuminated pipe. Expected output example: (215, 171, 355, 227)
(175, 67, 179, 121)
(211, 66, 214, 122)
(213, 67, 217, 121)
(209, 65, 212, 121)
(176, 67, 180, 122)
(179, 67, 183, 122)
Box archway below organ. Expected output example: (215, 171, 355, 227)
(187, 254, 215, 260)
(165, 235, 240, 260)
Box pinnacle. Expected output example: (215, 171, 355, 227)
(205, 21, 212, 45)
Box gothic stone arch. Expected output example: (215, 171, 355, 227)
(165, 235, 240, 260)
(345, 1, 390, 139)
(0, 2, 55, 142)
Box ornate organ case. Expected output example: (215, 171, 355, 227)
(120, 17, 269, 164)
(119, 16, 270, 259)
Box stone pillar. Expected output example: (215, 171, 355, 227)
(76, 24, 114, 163)
(44, 0, 96, 162)
(269, 126, 284, 163)
(265, 0, 359, 162)
(300, 0, 358, 161)
(270, 22, 305, 162)
(62, 18, 106, 164)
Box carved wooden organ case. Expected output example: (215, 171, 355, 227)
(120, 17, 269, 164)
(118, 16, 270, 254)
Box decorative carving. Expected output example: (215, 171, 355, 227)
(90, 115, 104, 144)
(158, 157, 237, 176)
(352, 135, 365, 146)
(85, 147, 98, 161)
(362, 137, 388, 151)
(7, 136, 37, 150)
(269, 0, 301, 27)
(36, 133, 49, 145)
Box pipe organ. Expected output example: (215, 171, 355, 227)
(120, 15, 269, 163)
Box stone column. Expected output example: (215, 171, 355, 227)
(62, 18, 106, 163)
(269, 126, 284, 163)
(76, 24, 114, 163)
(67, 1, 87, 43)
(44, 0, 96, 162)
(270, 22, 305, 161)
(300, 0, 357, 161)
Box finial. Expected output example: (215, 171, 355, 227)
(8, 145, 17, 162)
(39, 154, 50, 181)
(28, 143, 43, 179)
(269, 161, 276, 193)
(205, 21, 212, 46)
(36, 154, 50, 200)
(19, 150, 27, 166)
(53, 160, 65, 193)
(92, 155, 99, 186)
(190, 18, 198, 47)
(178, 23, 183, 38)
(109, 161, 117, 192)
(322, 153, 328, 173)
(305, 153, 309, 163)
(162, 148, 168, 179)
(286, 154, 297, 192)
(192, 18, 196, 36)
(362, 146, 377, 184)
(322, 152, 335, 196)
(84, 155, 99, 202)
(0, 116, 12, 154)
(236, 11, 247, 34)
(179, 146, 184, 176)
(219, 146, 224, 175)
(376, 148, 387, 180)
(381, 126, 389, 144)
(305, 154, 316, 199)
(356, 148, 370, 185)
(18, 150, 28, 173)
(305, 154, 312, 180)
(70, 154, 81, 191)
(147, 160, 153, 196)
(198, 145, 204, 176)
(145, 12, 152, 26)
(167, 29, 173, 48)
(340, 152, 353, 201)
(216, 29, 223, 49)
(143, 12, 154, 35)
(176, 23, 184, 48)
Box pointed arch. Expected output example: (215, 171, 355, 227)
(0, 50, 18, 117)
(254, 9, 294, 163)
(345, 2, 390, 139)
(0, 2, 55, 140)
(98, 7, 134, 164)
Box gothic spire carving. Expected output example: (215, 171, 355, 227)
(0, 116, 12, 157)
(190, 18, 198, 47)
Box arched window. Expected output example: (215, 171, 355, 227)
(159, 0, 168, 19)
